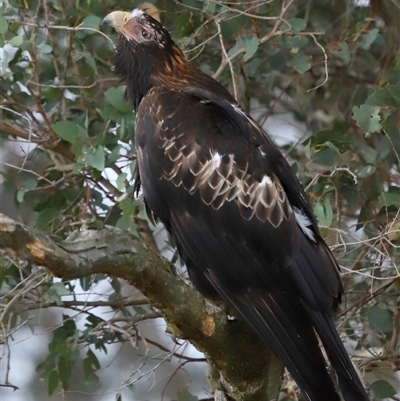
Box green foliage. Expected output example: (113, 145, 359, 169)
(371, 379, 397, 399)
(177, 388, 199, 401)
(1, 0, 399, 399)
(52, 121, 86, 145)
(313, 198, 333, 227)
(36, 315, 80, 395)
(82, 349, 101, 392)
(353, 105, 382, 133)
(104, 87, 132, 113)
(367, 306, 393, 336)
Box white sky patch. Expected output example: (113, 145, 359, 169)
(131, 8, 144, 18)
(354, 0, 370, 7)
(294, 207, 316, 242)
(64, 89, 79, 101)
(250, 98, 306, 148)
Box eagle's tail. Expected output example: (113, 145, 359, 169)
(223, 290, 340, 401)
(222, 289, 369, 401)
(307, 308, 370, 401)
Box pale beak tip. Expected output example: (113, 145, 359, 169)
(101, 14, 114, 28)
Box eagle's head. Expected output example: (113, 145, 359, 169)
(102, 9, 173, 50)
(102, 8, 189, 110)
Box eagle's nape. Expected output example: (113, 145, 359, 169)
(102, 8, 370, 401)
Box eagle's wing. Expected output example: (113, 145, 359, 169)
(135, 86, 367, 401)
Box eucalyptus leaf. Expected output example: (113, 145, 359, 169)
(50, 282, 71, 297)
(333, 42, 350, 65)
(104, 87, 132, 113)
(357, 144, 378, 164)
(288, 18, 306, 32)
(310, 148, 338, 166)
(47, 370, 59, 396)
(36, 207, 60, 230)
(292, 53, 310, 74)
(38, 43, 52, 54)
(116, 172, 127, 191)
(360, 28, 379, 50)
(9, 35, 23, 47)
(370, 380, 396, 398)
(243, 36, 259, 62)
(81, 15, 102, 30)
(368, 306, 393, 333)
(378, 192, 400, 208)
(86, 145, 105, 172)
(52, 121, 80, 144)
(0, 16, 8, 34)
(177, 388, 199, 401)
(313, 198, 333, 227)
(84, 373, 100, 392)
(353, 105, 382, 133)
(269, 50, 286, 70)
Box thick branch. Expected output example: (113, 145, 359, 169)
(0, 213, 283, 401)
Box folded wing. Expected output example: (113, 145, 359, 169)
(135, 86, 369, 401)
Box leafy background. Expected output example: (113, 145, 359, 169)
(0, 0, 399, 400)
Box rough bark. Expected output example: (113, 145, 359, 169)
(0, 213, 283, 401)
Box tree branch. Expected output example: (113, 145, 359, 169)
(0, 213, 283, 401)
(0, 121, 74, 161)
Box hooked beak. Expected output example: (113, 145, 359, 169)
(101, 11, 132, 32)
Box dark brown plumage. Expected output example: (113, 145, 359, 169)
(102, 9, 370, 401)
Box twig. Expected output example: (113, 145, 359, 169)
(31, 77, 117, 90)
(15, 20, 114, 46)
(212, 0, 293, 80)
(216, 19, 237, 100)
(383, 129, 400, 165)
(330, 167, 358, 184)
(307, 33, 329, 92)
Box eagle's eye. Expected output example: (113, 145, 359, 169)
(141, 29, 153, 40)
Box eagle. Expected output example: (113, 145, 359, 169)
(102, 9, 369, 401)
